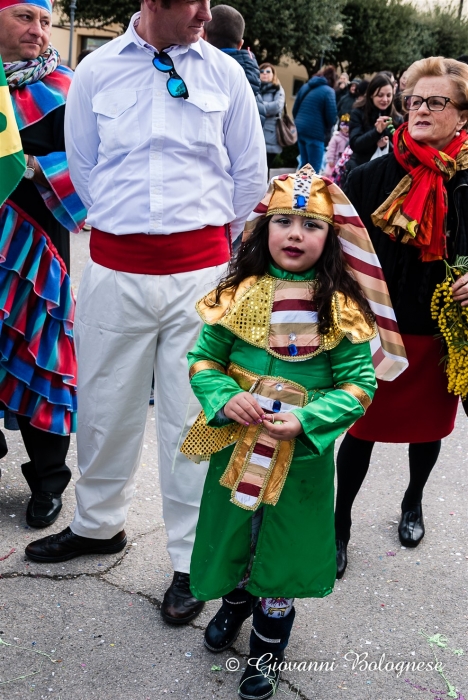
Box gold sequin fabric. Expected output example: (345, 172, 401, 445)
(180, 410, 242, 464)
(197, 276, 377, 361)
(218, 276, 275, 347)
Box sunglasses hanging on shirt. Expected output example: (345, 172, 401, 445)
(153, 51, 189, 99)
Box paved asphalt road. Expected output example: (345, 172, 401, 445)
(0, 230, 466, 700)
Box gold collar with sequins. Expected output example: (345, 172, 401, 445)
(197, 275, 377, 361)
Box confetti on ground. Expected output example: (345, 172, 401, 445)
(386, 551, 396, 556)
(0, 637, 62, 686)
(211, 665, 222, 672)
(0, 548, 16, 562)
(419, 630, 464, 699)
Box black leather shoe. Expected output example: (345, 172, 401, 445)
(398, 504, 425, 547)
(204, 592, 256, 652)
(26, 492, 62, 528)
(238, 651, 284, 699)
(161, 572, 205, 625)
(25, 526, 127, 562)
(336, 539, 348, 579)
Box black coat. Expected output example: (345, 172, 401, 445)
(345, 153, 468, 335)
(9, 105, 70, 271)
(348, 105, 402, 170)
(336, 90, 357, 117)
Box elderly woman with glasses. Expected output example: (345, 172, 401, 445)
(334, 57, 468, 578)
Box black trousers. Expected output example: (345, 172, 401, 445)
(7, 415, 72, 494)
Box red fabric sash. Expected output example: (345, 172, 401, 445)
(90, 226, 231, 275)
(392, 123, 468, 261)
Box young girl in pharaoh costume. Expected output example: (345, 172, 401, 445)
(181, 165, 407, 699)
(0, 0, 85, 526)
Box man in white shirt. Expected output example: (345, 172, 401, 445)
(26, 0, 267, 625)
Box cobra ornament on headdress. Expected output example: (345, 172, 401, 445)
(0, 0, 52, 12)
(243, 164, 408, 381)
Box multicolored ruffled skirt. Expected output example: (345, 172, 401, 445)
(0, 201, 76, 435)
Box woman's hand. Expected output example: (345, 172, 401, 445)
(377, 135, 389, 149)
(452, 271, 468, 307)
(224, 393, 265, 426)
(375, 116, 392, 134)
(262, 413, 303, 441)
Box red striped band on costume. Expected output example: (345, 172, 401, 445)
(269, 280, 320, 358)
(323, 178, 408, 380)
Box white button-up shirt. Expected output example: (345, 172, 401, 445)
(65, 13, 267, 238)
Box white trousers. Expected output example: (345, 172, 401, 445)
(70, 260, 225, 572)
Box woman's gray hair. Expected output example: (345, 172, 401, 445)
(404, 57, 468, 109)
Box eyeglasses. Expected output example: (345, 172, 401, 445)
(153, 51, 189, 99)
(260, 69, 272, 74)
(404, 95, 458, 112)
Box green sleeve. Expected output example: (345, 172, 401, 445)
(187, 324, 244, 425)
(291, 337, 377, 456)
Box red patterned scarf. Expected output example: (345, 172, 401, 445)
(372, 123, 468, 262)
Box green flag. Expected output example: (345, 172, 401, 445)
(0, 58, 25, 206)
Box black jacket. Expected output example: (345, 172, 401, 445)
(9, 105, 70, 271)
(337, 90, 357, 117)
(221, 48, 266, 126)
(348, 105, 402, 170)
(345, 153, 468, 335)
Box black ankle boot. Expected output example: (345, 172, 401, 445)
(399, 503, 424, 547)
(336, 539, 348, 579)
(238, 603, 295, 700)
(204, 588, 257, 652)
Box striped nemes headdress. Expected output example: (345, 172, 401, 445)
(244, 164, 408, 381)
(0, 0, 52, 12)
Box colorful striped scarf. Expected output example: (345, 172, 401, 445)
(36, 152, 87, 233)
(4, 54, 84, 232)
(8, 63, 72, 130)
(372, 123, 468, 262)
(4, 46, 59, 89)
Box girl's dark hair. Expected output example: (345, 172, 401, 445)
(215, 216, 374, 335)
(354, 72, 400, 126)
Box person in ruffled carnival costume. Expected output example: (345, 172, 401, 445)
(181, 165, 408, 699)
(0, 0, 85, 526)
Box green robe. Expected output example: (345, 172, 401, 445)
(187, 264, 377, 600)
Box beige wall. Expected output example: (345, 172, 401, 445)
(275, 58, 309, 115)
(51, 9, 121, 68)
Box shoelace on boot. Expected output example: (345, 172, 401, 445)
(173, 572, 192, 594)
(239, 659, 279, 694)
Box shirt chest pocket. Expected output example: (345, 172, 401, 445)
(182, 89, 229, 151)
(92, 90, 141, 158)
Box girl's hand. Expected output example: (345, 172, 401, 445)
(452, 271, 468, 307)
(224, 393, 265, 426)
(375, 116, 391, 133)
(377, 135, 389, 149)
(262, 413, 303, 440)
